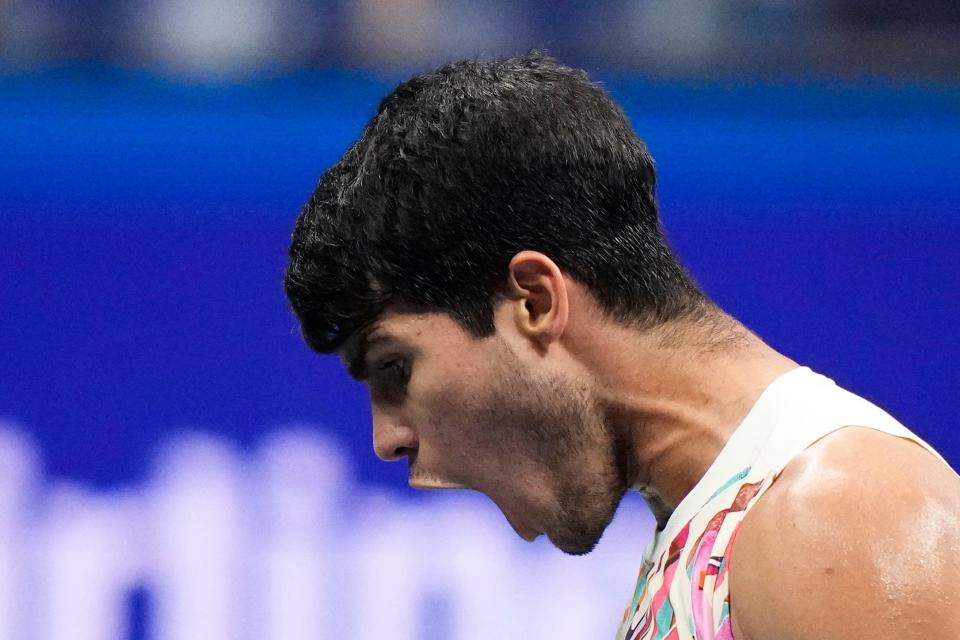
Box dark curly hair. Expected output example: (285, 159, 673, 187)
(284, 51, 708, 353)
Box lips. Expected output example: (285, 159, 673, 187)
(408, 476, 467, 490)
(407, 466, 467, 490)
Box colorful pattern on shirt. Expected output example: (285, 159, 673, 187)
(617, 468, 777, 640)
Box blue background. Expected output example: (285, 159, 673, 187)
(2, 67, 958, 490)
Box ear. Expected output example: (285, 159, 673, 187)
(505, 251, 569, 347)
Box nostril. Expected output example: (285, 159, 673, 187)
(372, 419, 418, 462)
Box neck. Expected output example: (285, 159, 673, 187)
(583, 313, 798, 528)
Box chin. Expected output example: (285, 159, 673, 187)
(545, 498, 621, 556)
(545, 521, 608, 556)
(554, 537, 601, 557)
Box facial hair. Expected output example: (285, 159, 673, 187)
(478, 340, 629, 555)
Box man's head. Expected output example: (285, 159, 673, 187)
(284, 51, 709, 554)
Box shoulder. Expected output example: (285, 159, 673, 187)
(728, 426, 960, 640)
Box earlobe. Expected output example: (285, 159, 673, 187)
(506, 251, 569, 345)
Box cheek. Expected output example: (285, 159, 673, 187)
(409, 349, 499, 432)
(414, 381, 523, 476)
(417, 383, 493, 453)
(406, 344, 554, 479)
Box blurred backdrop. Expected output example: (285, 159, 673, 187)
(1, 2, 959, 639)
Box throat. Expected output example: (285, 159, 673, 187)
(635, 484, 675, 531)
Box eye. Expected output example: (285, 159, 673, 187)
(375, 356, 411, 387)
(369, 356, 411, 405)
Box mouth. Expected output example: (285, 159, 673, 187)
(408, 477, 467, 490)
(408, 468, 467, 490)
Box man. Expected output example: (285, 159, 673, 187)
(284, 52, 960, 638)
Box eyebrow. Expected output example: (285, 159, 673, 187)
(344, 329, 393, 381)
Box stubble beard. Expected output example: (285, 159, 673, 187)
(493, 347, 628, 556)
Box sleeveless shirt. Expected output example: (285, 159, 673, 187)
(614, 366, 957, 640)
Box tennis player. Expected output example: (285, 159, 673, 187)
(284, 52, 960, 639)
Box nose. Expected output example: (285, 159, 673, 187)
(372, 406, 418, 462)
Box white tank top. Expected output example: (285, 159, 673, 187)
(614, 366, 956, 640)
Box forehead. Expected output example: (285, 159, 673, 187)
(338, 310, 483, 370)
(373, 311, 445, 340)
(368, 310, 468, 344)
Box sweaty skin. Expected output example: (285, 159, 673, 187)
(730, 426, 960, 639)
